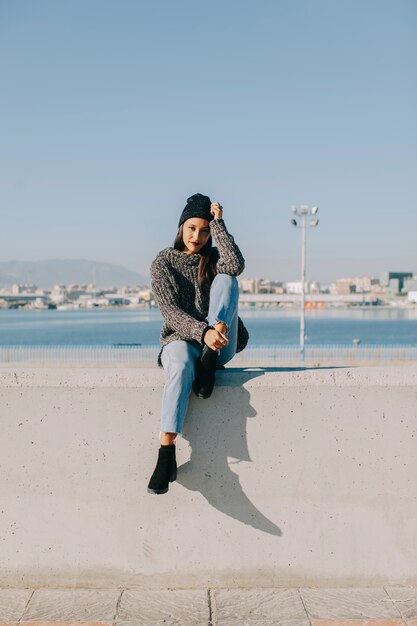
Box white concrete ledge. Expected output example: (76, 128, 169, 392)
(1, 366, 416, 588)
(1, 365, 417, 388)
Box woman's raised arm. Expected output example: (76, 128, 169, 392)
(210, 217, 245, 276)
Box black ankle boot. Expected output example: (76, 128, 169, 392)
(147, 444, 177, 495)
(193, 345, 218, 399)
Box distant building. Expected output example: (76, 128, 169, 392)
(239, 278, 258, 294)
(256, 279, 284, 294)
(403, 277, 417, 294)
(370, 282, 385, 296)
(50, 285, 68, 305)
(380, 271, 413, 295)
(285, 280, 320, 294)
(138, 288, 152, 302)
(270, 282, 285, 294)
(334, 276, 378, 294)
(309, 281, 321, 294)
(335, 281, 355, 295)
(257, 279, 271, 294)
(71, 287, 101, 301)
(286, 281, 303, 294)
(10, 283, 38, 294)
(386, 278, 400, 299)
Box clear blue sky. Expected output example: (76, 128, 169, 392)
(1, 0, 416, 282)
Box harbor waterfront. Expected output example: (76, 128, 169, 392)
(1, 307, 416, 366)
(0, 307, 416, 347)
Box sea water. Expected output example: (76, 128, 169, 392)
(1, 307, 416, 346)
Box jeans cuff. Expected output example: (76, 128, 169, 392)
(214, 317, 229, 332)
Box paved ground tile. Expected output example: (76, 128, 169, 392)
(216, 618, 310, 626)
(116, 589, 209, 624)
(300, 588, 402, 620)
(311, 619, 407, 626)
(0, 589, 33, 620)
(20, 622, 113, 626)
(386, 588, 417, 620)
(214, 589, 308, 621)
(116, 622, 206, 626)
(22, 590, 121, 621)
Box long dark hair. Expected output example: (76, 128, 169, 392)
(174, 225, 217, 290)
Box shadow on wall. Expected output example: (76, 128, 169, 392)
(178, 368, 283, 537)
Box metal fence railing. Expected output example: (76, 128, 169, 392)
(0, 344, 416, 365)
(0, 345, 159, 364)
(233, 344, 417, 364)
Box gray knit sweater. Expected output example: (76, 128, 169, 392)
(150, 218, 249, 364)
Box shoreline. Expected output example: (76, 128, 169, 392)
(1, 302, 416, 312)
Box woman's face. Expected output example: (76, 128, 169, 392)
(182, 217, 210, 254)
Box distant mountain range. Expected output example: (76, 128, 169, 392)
(0, 260, 149, 288)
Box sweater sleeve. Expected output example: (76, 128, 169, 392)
(210, 218, 245, 276)
(150, 256, 208, 343)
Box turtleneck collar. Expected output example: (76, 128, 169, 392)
(159, 247, 200, 266)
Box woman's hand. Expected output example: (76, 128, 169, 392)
(204, 328, 229, 351)
(210, 201, 223, 220)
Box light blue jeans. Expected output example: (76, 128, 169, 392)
(160, 274, 239, 434)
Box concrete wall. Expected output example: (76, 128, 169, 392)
(1, 366, 416, 588)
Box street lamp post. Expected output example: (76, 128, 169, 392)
(290, 205, 319, 361)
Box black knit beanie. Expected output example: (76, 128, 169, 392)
(178, 193, 213, 227)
